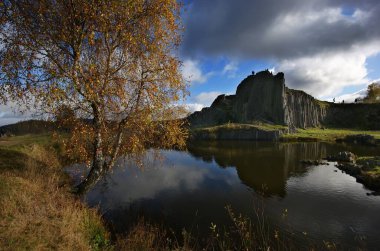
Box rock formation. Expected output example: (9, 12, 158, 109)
(188, 70, 380, 130)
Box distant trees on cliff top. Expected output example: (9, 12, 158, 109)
(363, 83, 380, 103)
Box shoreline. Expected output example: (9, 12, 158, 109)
(334, 155, 380, 192)
(190, 123, 380, 145)
(2, 133, 379, 250)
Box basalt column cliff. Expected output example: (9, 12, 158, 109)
(188, 70, 380, 130)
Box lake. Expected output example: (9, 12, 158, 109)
(69, 141, 380, 249)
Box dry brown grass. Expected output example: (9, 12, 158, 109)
(115, 219, 196, 251)
(116, 220, 168, 251)
(0, 141, 111, 251)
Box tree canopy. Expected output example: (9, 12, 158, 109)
(363, 83, 380, 103)
(0, 0, 187, 192)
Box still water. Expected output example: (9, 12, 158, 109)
(70, 141, 380, 249)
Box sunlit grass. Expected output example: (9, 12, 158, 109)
(193, 122, 288, 132)
(357, 156, 380, 176)
(0, 133, 52, 148)
(192, 124, 380, 143)
(281, 128, 380, 141)
(367, 166, 380, 176)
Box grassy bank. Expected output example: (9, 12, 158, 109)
(357, 156, 380, 190)
(191, 122, 288, 133)
(281, 128, 380, 142)
(0, 134, 111, 251)
(190, 123, 380, 143)
(358, 156, 380, 175)
(190, 123, 288, 141)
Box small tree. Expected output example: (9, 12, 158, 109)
(363, 83, 380, 103)
(0, 0, 187, 193)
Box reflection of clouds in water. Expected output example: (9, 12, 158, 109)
(70, 143, 380, 249)
(85, 150, 240, 208)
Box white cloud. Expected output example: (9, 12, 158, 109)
(185, 103, 204, 112)
(268, 67, 276, 74)
(183, 1, 380, 98)
(193, 91, 222, 107)
(278, 41, 380, 98)
(182, 59, 209, 84)
(332, 78, 380, 103)
(0, 103, 31, 126)
(222, 61, 238, 77)
(185, 91, 223, 113)
(333, 88, 367, 103)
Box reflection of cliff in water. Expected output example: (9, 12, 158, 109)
(187, 141, 328, 197)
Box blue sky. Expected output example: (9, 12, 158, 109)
(180, 0, 380, 111)
(1, 0, 380, 125)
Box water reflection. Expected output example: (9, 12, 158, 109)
(69, 141, 380, 249)
(188, 141, 331, 197)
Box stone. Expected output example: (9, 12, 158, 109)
(326, 151, 357, 163)
(300, 159, 328, 166)
(336, 162, 361, 175)
(187, 70, 326, 128)
(341, 134, 377, 146)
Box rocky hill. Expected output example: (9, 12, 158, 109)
(188, 70, 380, 131)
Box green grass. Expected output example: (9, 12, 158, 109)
(193, 122, 288, 133)
(281, 128, 380, 142)
(357, 156, 380, 176)
(192, 124, 380, 143)
(0, 134, 53, 170)
(367, 166, 380, 176)
(315, 99, 331, 109)
(83, 211, 113, 251)
(0, 133, 52, 148)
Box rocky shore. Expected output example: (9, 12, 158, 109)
(330, 153, 380, 191)
(303, 152, 380, 192)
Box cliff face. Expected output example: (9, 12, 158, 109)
(189, 94, 235, 127)
(187, 70, 380, 130)
(188, 70, 326, 128)
(284, 89, 327, 128)
(232, 71, 286, 124)
(324, 103, 380, 130)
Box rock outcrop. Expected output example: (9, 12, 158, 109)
(188, 70, 380, 130)
(233, 71, 286, 125)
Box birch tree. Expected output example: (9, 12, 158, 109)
(0, 0, 187, 193)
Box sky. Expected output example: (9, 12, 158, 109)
(1, 0, 380, 125)
(181, 0, 380, 111)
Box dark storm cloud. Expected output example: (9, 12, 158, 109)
(182, 0, 380, 60)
